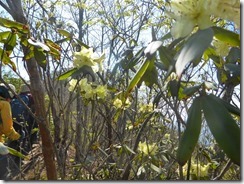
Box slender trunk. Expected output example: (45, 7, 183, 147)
(25, 59, 57, 179)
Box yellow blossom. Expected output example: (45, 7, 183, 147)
(139, 102, 153, 113)
(168, 0, 213, 38)
(83, 84, 94, 99)
(182, 162, 210, 178)
(207, 0, 240, 28)
(79, 78, 90, 92)
(73, 47, 105, 72)
(113, 98, 131, 109)
(68, 79, 78, 91)
(124, 98, 131, 109)
(95, 85, 107, 99)
(164, 133, 170, 139)
(167, 0, 240, 38)
(113, 98, 123, 108)
(74, 47, 95, 67)
(138, 141, 158, 156)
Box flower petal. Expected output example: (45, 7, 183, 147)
(171, 18, 195, 38)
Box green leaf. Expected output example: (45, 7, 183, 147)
(158, 46, 175, 71)
(71, 65, 96, 81)
(226, 47, 240, 63)
(125, 58, 150, 97)
(175, 28, 214, 77)
(201, 94, 240, 165)
(4, 32, 17, 54)
(74, 38, 90, 49)
(212, 26, 240, 47)
(0, 31, 11, 43)
(138, 60, 158, 88)
(0, 48, 11, 64)
(224, 63, 240, 77)
(0, 17, 29, 34)
(7, 147, 27, 159)
(44, 39, 61, 60)
(160, 32, 172, 41)
(126, 47, 145, 70)
(217, 69, 228, 84)
(57, 68, 78, 80)
(168, 80, 179, 98)
(58, 29, 72, 37)
(177, 97, 202, 166)
(34, 47, 47, 70)
(183, 84, 201, 97)
(55, 37, 70, 44)
(209, 95, 240, 117)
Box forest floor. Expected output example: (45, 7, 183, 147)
(11, 142, 75, 180)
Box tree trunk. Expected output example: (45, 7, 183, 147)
(5, 0, 57, 180)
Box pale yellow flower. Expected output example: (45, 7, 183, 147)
(168, 0, 213, 38)
(207, 0, 240, 28)
(73, 47, 105, 72)
(124, 98, 131, 109)
(167, 0, 240, 38)
(79, 78, 90, 92)
(73, 47, 95, 68)
(139, 102, 153, 113)
(83, 84, 94, 99)
(93, 52, 105, 71)
(164, 133, 170, 139)
(68, 79, 78, 91)
(113, 98, 123, 108)
(95, 85, 107, 99)
(182, 162, 210, 177)
(138, 141, 158, 156)
(113, 98, 131, 109)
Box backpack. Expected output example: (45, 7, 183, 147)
(11, 94, 30, 131)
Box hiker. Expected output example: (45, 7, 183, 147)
(0, 84, 20, 179)
(10, 84, 37, 152)
(0, 84, 20, 143)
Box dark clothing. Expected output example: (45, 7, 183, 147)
(0, 155, 8, 179)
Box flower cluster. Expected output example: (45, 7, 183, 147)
(167, 0, 240, 38)
(138, 102, 153, 114)
(113, 98, 131, 109)
(182, 162, 210, 178)
(138, 141, 158, 156)
(73, 47, 105, 72)
(69, 78, 107, 100)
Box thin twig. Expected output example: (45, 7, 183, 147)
(213, 159, 232, 180)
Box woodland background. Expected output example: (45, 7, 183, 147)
(0, 0, 241, 180)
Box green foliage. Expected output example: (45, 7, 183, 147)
(0, 0, 240, 181)
(177, 98, 202, 166)
(7, 146, 27, 159)
(175, 28, 214, 77)
(125, 57, 150, 97)
(201, 94, 240, 165)
(212, 26, 240, 47)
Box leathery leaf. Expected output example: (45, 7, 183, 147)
(177, 97, 202, 166)
(201, 94, 240, 165)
